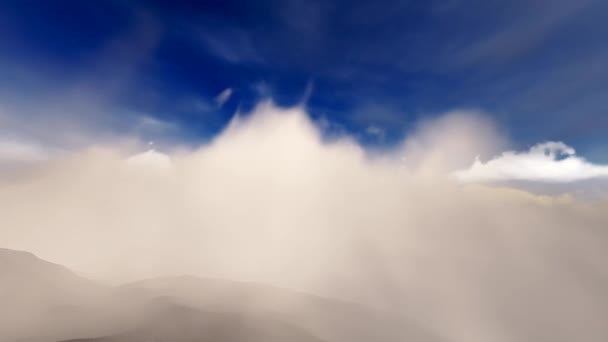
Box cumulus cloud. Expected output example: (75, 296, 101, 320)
(1, 102, 607, 342)
(455, 141, 608, 182)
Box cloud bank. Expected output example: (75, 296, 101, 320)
(1, 103, 608, 342)
(455, 141, 608, 182)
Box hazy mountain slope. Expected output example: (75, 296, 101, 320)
(119, 275, 443, 342)
(0, 248, 101, 296)
(59, 303, 327, 342)
(0, 248, 127, 342)
(0, 249, 442, 342)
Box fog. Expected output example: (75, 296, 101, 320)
(1, 102, 608, 341)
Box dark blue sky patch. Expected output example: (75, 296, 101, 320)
(0, 0, 607, 155)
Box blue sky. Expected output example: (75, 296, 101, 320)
(1, 0, 607, 160)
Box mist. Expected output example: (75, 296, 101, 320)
(1, 102, 608, 342)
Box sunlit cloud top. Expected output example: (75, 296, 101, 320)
(455, 142, 608, 183)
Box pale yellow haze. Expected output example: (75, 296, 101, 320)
(1, 102, 607, 341)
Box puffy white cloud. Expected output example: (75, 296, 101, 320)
(454, 141, 608, 182)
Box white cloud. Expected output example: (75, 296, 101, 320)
(215, 88, 233, 108)
(1, 103, 608, 342)
(399, 110, 508, 172)
(454, 141, 608, 182)
(126, 149, 172, 169)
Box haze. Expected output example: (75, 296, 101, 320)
(1, 1, 608, 341)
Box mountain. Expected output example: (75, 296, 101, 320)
(0, 249, 442, 342)
(0, 248, 100, 296)
(0, 248, 120, 342)
(118, 275, 442, 342)
(59, 303, 326, 342)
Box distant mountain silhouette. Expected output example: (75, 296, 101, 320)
(0, 248, 117, 342)
(59, 303, 326, 342)
(0, 248, 100, 294)
(118, 275, 442, 342)
(0, 249, 442, 342)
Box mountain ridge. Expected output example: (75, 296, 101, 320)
(0, 248, 442, 342)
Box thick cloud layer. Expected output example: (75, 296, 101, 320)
(1, 102, 607, 342)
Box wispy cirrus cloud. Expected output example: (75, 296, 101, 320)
(197, 25, 263, 64)
(215, 88, 233, 108)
